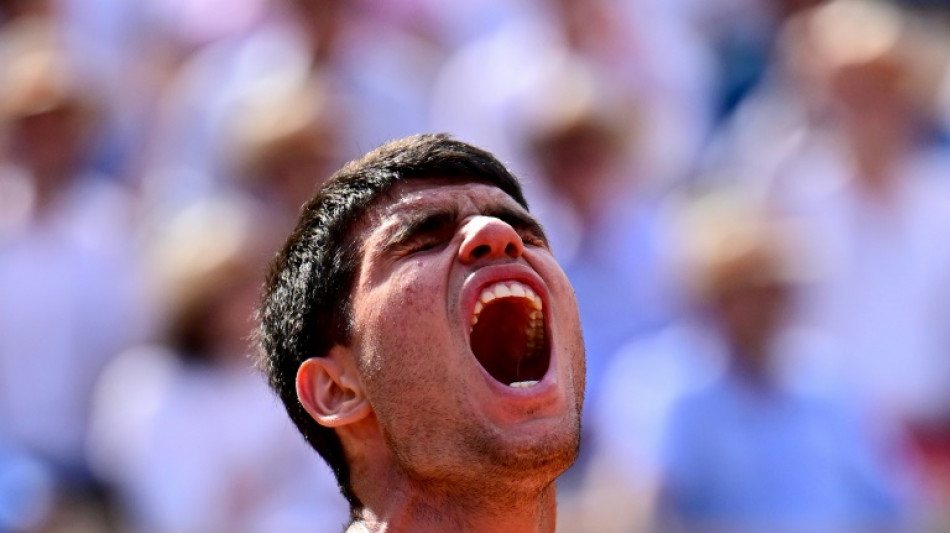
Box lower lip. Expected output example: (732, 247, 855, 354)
(476, 353, 559, 404)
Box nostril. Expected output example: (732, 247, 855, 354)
(471, 244, 491, 259)
(504, 242, 518, 257)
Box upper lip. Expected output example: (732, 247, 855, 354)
(459, 263, 550, 345)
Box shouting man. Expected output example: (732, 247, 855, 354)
(256, 134, 586, 532)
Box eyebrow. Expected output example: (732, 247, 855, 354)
(381, 203, 548, 253)
(382, 206, 460, 252)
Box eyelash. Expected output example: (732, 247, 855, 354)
(398, 236, 446, 256)
(404, 231, 544, 256)
(520, 231, 546, 247)
(407, 240, 440, 254)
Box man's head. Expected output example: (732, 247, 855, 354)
(256, 134, 585, 512)
(0, 18, 99, 182)
(677, 191, 809, 372)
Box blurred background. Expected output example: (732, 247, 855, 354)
(2, 0, 950, 531)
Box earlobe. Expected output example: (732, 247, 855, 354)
(296, 346, 371, 428)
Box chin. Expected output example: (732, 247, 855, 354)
(476, 408, 582, 484)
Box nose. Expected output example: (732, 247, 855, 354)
(458, 216, 524, 265)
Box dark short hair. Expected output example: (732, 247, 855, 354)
(255, 133, 528, 512)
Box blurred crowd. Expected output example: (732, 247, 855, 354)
(2, 0, 950, 531)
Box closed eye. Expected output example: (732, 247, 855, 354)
(400, 236, 448, 255)
(484, 207, 549, 249)
(519, 231, 547, 248)
(385, 208, 459, 257)
(384, 204, 548, 257)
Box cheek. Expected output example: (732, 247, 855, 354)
(541, 260, 582, 325)
(354, 268, 470, 447)
(378, 266, 443, 326)
(541, 259, 586, 387)
(355, 266, 454, 375)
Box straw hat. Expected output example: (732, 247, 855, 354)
(0, 17, 97, 124)
(673, 191, 813, 301)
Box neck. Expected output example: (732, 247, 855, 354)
(346, 484, 557, 533)
(341, 423, 559, 533)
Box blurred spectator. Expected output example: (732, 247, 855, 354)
(141, 0, 443, 219)
(138, 0, 310, 218)
(756, 3, 950, 505)
(587, 193, 919, 532)
(696, 0, 950, 445)
(1, 0, 161, 182)
(278, 0, 445, 145)
(88, 201, 348, 533)
(49, 0, 164, 181)
(0, 16, 149, 531)
(224, 71, 346, 225)
(429, 0, 768, 192)
(655, 195, 916, 532)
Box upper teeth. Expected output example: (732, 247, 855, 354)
(471, 280, 542, 326)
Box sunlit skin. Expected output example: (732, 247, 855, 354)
(297, 179, 585, 532)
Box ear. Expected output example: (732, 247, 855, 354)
(296, 345, 371, 428)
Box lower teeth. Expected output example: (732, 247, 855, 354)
(509, 380, 539, 388)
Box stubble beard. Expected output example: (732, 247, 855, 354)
(375, 388, 582, 509)
(359, 314, 586, 509)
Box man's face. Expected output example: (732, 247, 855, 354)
(347, 178, 585, 492)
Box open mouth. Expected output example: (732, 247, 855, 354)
(469, 280, 550, 388)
